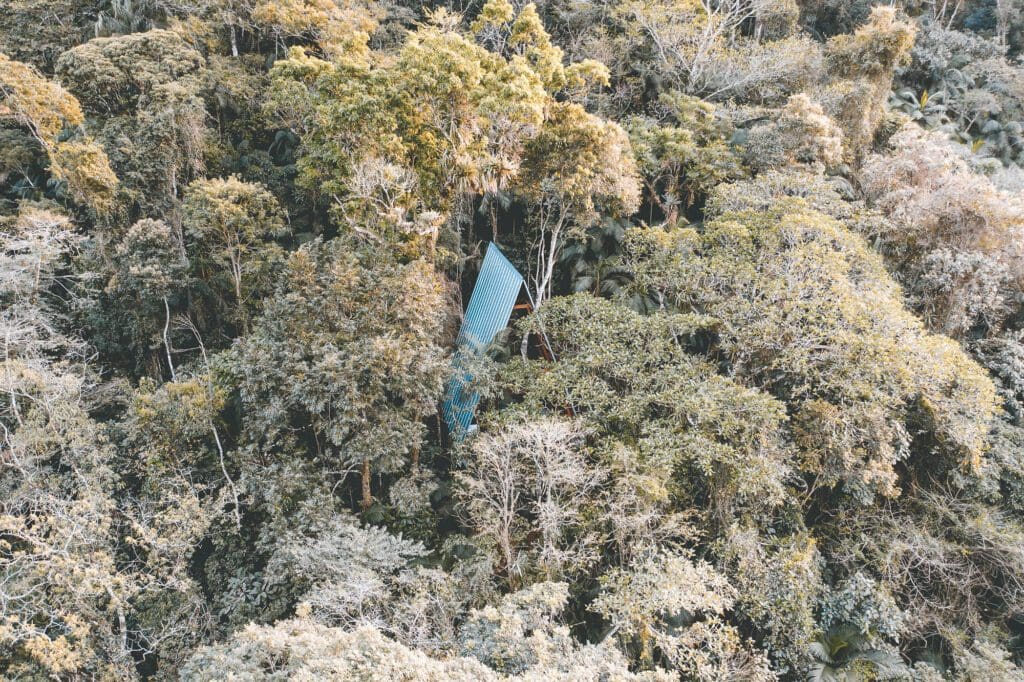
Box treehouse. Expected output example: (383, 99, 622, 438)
(441, 243, 543, 441)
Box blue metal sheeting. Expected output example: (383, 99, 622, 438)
(442, 243, 525, 440)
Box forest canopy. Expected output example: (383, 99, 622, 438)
(3, 0, 1024, 680)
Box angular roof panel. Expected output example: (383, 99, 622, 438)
(442, 243, 524, 440)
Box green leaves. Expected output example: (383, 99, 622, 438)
(515, 102, 640, 233)
(500, 294, 792, 525)
(55, 30, 204, 116)
(807, 623, 908, 682)
(625, 93, 744, 218)
(228, 237, 447, 475)
(0, 54, 118, 210)
(624, 197, 999, 501)
(271, 15, 550, 216)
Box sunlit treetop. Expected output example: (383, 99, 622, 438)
(249, 0, 377, 60)
(0, 53, 83, 141)
(267, 0, 623, 244)
(824, 6, 916, 80)
(624, 199, 999, 500)
(0, 54, 117, 210)
(55, 29, 205, 115)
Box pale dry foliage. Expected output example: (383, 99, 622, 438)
(184, 583, 670, 680)
(456, 418, 605, 587)
(745, 93, 845, 171)
(826, 490, 1024, 650)
(594, 549, 776, 681)
(459, 580, 670, 680)
(1, 208, 211, 677)
(267, 512, 488, 656)
(861, 125, 1024, 337)
(613, 0, 821, 103)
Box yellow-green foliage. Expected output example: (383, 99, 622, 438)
(503, 294, 793, 526)
(52, 30, 213, 217)
(48, 139, 118, 210)
(473, 0, 609, 96)
(55, 30, 205, 115)
(127, 376, 227, 473)
(820, 7, 915, 161)
(824, 7, 916, 81)
(182, 175, 286, 325)
(514, 101, 640, 230)
(268, 0, 629, 239)
(249, 0, 377, 59)
(0, 54, 117, 210)
(625, 198, 998, 500)
(269, 15, 549, 213)
(0, 53, 83, 140)
(626, 93, 745, 219)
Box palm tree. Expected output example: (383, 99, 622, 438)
(807, 624, 909, 682)
(559, 218, 660, 313)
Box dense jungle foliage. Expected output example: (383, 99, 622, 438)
(3, 0, 1024, 679)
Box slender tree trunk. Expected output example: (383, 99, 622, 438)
(996, 0, 1010, 46)
(536, 223, 561, 308)
(107, 586, 128, 660)
(230, 250, 249, 333)
(411, 417, 421, 469)
(163, 297, 176, 381)
(361, 458, 372, 510)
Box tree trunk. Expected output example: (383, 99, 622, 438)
(410, 412, 422, 469)
(361, 458, 372, 510)
(536, 223, 561, 309)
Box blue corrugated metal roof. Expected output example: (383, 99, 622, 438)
(442, 243, 524, 440)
